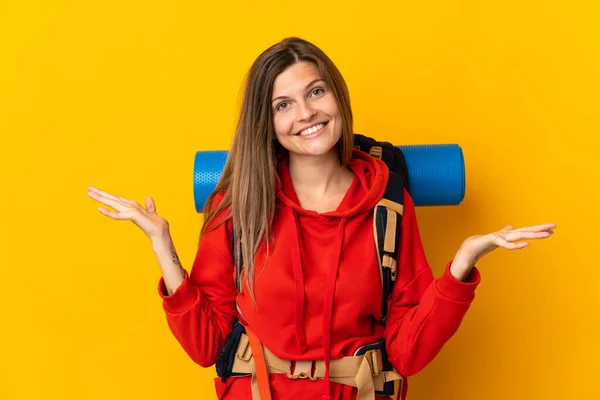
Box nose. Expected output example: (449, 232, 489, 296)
(296, 99, 317, 122)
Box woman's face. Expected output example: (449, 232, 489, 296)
(271, 61, 342, 160)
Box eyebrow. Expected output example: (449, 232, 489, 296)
(271, 78, 326, 103)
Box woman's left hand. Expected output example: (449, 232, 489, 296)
(450, 223, 557, 281)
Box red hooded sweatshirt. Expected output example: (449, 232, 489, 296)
(159, 149, 480, 400)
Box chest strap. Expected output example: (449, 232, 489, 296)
(232, 331, 403, 400)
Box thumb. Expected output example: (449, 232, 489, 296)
(145, 196, 156, 213)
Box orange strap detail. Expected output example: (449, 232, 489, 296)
(245, 326, 272, 400)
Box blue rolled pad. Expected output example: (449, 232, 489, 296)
(399, 144, 465, 207)
(193, 150, 228, 213)
(193, 144, 465, 212)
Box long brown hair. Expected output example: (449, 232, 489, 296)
(202, 37, 354, 301)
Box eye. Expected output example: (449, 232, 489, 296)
(276, 102, 289, 112)
(310, 87, 325, 97)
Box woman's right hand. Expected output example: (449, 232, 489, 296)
(87, 186, 170, 241)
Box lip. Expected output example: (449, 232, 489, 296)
(295, 121, 329, 139)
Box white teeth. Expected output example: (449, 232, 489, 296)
(299, 123, 324, 136)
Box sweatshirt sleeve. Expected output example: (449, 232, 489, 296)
(158, 194, 238, 368)
(382, 189, 481, 377)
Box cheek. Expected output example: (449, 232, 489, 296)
(273, 113, 293, 138)
(322, 95, 341, 118)
(323, 100, 342, 129)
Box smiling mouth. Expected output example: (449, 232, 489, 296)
(296, 121, 329, 136)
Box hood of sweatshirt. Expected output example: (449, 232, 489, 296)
(276, 149, 388, 218)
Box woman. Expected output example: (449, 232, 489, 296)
(87, 37, 555, 400)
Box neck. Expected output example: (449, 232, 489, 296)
(288, 150, 346, 197)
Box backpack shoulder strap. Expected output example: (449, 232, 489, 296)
(354, 134, 408, 322)
(373, 171, 405, 322)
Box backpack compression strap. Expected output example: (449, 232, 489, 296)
(373, 171, 405, 322)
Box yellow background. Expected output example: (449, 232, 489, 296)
(1, 0, 598, 399)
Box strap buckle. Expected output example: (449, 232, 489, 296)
(365, 349, 383, 376)
(236, 334, 252, 361)
(369, 146, 383, 160)
(382, 254, 397, 281)
(286, 360, 318, 381)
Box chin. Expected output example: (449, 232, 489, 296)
(290, 141, 340, 158)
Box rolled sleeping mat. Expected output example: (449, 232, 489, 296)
(193, 144, 465, 212)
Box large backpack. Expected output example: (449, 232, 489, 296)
(231, 134, 409, 322)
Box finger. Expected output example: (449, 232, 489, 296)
(98, 207, 141, 222)
(116, 195, 137, 205)
(503, 231, 552, 241)
(88, 186, 137, 207)
(145, 197, 156, 213)
(88, 191, 129, 212)
(97, 207, 129, 220)
(499, 225, 514, 233)
(512, 223, 557, 233)
(88, 186, 124, 202)
(495, 236, 529, 250)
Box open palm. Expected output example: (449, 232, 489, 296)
(458, 223, 556, 265)
(87, 186, 169, 240)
